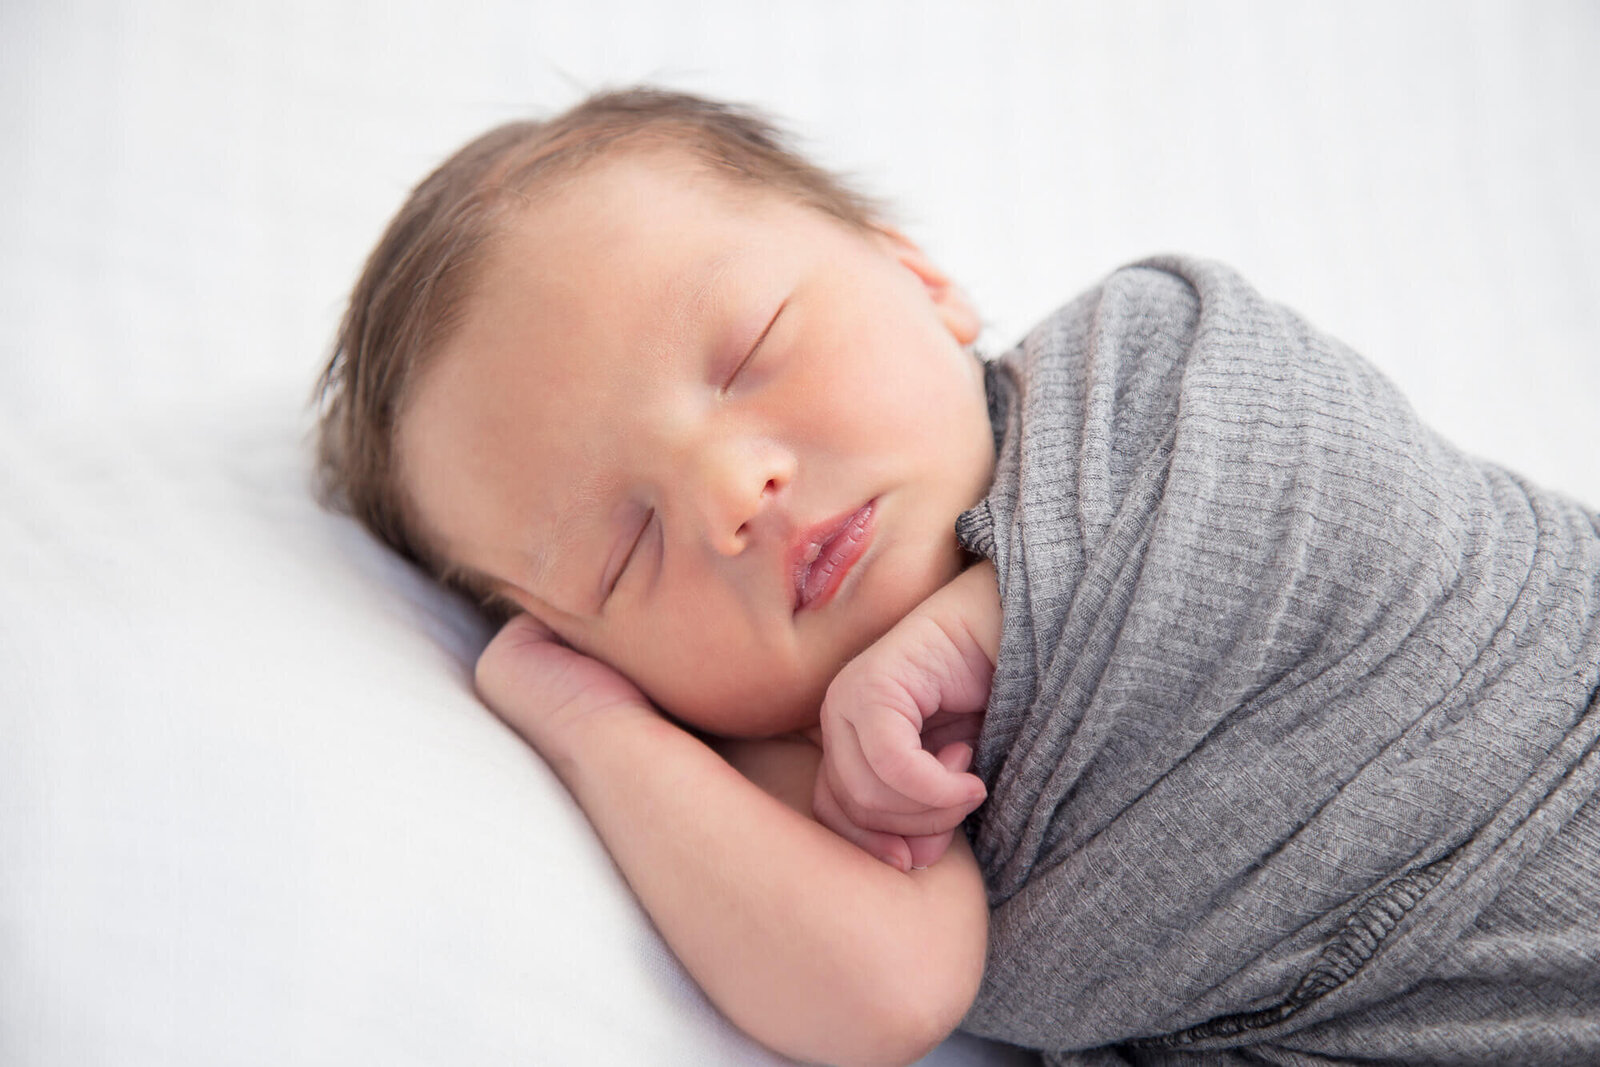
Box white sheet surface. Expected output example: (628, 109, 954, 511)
(3, 3, 1596, 1065)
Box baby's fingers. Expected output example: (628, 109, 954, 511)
(812, 776, 914, 872)
(907, 747, 977, 867)
(825, 718, 973, 831)
(857, 711, 987, 812)
(934, 741, 974, 775)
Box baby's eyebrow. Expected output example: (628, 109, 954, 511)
(512, 556, 599, 625)
(521, 540, 558, 601)
(512, 518, 596, 621)
(668, 248, 748, 337)
(519, 477, 628, 621)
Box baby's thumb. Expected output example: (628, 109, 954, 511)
(906, 830, 955, 870)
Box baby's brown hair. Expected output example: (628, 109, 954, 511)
(314, 87, 884, 609)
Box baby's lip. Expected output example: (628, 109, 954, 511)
(790, 500, 876, 613)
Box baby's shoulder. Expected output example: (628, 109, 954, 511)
(1028, 257, 1208, 349)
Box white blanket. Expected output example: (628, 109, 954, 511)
(3, 3, 1595, 1064)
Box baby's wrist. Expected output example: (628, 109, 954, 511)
(530, 699, 666, 786)
(917, 559, 1001, 666)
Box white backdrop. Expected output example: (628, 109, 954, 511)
(3, 4, 1597, 1066)
(4, 0, 1597, 501)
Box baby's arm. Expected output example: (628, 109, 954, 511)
(475, 617, 988, 1067)
(813, 561, 1001, 871)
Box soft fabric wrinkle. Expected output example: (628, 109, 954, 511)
(956, 258, 1600, 1060)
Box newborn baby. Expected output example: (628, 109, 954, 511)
(317, 88, 1600, 1067)
(319, 88, 996, 1066)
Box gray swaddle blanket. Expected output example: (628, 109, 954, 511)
(953, 258, 1600, 1064)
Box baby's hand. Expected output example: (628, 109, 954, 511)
(813, 562, 1000, 871)
(475, 614, 655, 769)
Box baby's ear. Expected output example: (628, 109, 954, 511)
(874, 227, 981, 346)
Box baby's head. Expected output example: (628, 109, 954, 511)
(317, 88, 995, 738)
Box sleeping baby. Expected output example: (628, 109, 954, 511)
(316, 88, 1600, 1067)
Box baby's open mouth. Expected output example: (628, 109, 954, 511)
(792, 500, 876, 612)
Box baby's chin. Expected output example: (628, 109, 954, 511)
(657, 607, 916, 740)
(656, 671, 831, 741)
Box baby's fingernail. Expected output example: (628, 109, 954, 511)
(880, 852, 908, 872)
(910, 864, 928, 872)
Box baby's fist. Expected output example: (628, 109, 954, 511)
(475, 614, 652, 757)
(813, 612, 994, 869)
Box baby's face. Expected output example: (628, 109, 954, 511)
(398, 151, 995, 738)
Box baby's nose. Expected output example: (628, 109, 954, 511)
(691, 439, 795, 556)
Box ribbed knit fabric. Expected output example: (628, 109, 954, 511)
(954, 258, 1600, 1064)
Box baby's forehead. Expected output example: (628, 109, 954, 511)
(455, 165, 842, 379)
(507, 145, 770, 228)
(478, 145, 862, 278)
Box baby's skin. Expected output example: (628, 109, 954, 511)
(811, 559, 1000, 871)
(475, 560, 998, 1066)
(479, 559, 999, 868)
(400, 146, 1003, 1064)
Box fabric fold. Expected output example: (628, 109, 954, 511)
(955, 257, 1600, 1061)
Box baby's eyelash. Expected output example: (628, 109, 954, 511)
(605, 510, 654, 600)
(723, 301, 786, 390)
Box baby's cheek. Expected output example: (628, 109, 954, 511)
(671, 655, 827, 740)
